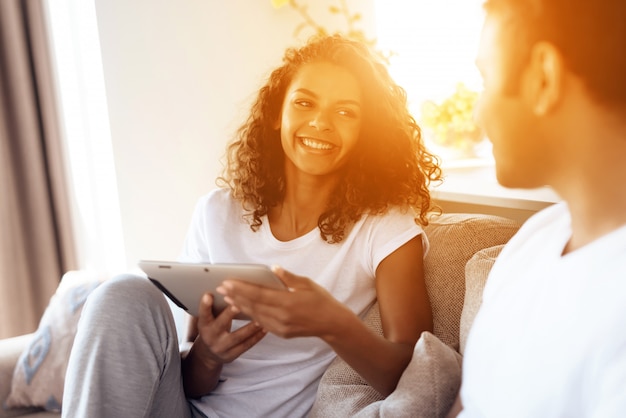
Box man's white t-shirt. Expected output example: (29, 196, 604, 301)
(460, 202, 626, 417)
(178, 188, 427, 418)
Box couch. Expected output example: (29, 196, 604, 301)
(0, 212, 521, 417)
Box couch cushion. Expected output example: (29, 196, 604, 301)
(459, 244, 505, 355)
(308, 213, 520, 416)
(3, 271, 105, 413)
(309, 304, 385, 417)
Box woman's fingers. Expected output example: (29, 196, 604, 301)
(195, 292, 267, 363)
(219, 324, 267, 361)
(216, 270, 342, 338)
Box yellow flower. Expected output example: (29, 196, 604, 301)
(271, 0, 290, 9)
(420, 82, 483, 148)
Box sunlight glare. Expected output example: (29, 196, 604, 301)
(375, 0, 485, 118)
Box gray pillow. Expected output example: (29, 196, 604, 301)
(378, 331, 462, 418)
(459, 244, 504, 355)
(309, 306, 462, 418)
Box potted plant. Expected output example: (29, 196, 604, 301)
(420, 82, 484, 158)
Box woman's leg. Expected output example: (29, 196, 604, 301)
(62, 274, 192, 418)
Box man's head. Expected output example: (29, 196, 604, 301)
(483, 0, 626, 104)
(475, 0, 626, 188)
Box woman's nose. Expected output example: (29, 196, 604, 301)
(308, 111, 333, 132)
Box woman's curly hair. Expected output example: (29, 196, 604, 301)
(218, 34, 442, 243)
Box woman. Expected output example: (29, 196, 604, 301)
(63, 34, 441, 418)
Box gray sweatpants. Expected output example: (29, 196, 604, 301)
(62, 274, 203, 418)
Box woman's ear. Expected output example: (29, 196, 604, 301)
(524, 41, 564, 115)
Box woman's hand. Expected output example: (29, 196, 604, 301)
(216, 266, 352, 340)
(182, 292, 266, 398)
(193, 292, 267, 364)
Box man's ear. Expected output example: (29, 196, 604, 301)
(524, 41, 564, 115)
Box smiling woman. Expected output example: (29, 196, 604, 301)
(278, 62, 362, 180)
(62, 34, 442, 417)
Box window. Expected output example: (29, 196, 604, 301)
(44, 0, 126, 273)
(374, 1, 560, 219)
(375, 0, 491, 164)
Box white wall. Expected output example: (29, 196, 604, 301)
(93, 0, 376, 267)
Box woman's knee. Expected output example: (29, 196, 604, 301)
(84, 273, 168, 319)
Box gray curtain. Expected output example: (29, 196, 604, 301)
(0, 0, 77, 338)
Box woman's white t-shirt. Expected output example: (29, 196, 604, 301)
(460, 202, 626, 417)
(178, 188, 427, 418)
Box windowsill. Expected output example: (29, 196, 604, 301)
(430, 157, 561, 222)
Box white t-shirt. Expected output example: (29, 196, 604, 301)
(460, 202, 626, 418)
(179, 188, 426, 418)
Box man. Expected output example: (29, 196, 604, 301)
(448, 0, 626, 416)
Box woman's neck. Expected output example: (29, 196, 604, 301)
(268, 169, 339, 241)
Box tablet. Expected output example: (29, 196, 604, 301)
(138, 260, 286, 319)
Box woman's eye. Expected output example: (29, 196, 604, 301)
(294, 100, 312, 108)
(337, 109, 357, 118)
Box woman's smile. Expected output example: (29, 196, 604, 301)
(299, 136, 336, 151)
(279, 61, 362, 178)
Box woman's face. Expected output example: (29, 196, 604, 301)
(278, 62, 363, 179)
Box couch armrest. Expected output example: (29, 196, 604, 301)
(0, 333, 47, 418)
(1, 334, 31, 396)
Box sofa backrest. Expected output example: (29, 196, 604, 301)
(423, 212, 520, 350)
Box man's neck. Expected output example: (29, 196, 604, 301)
(556, 131, 626, 254)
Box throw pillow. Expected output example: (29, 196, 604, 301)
(378, 331, 462, 418)
(4, 271, 104, 412)
(309, 304, 462, 418)
(459, 244, 504, 355)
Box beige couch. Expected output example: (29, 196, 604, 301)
(0, 212, 521, 417)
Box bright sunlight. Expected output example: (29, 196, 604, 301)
(375, 0, 488, 160)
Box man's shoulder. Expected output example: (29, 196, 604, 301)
(520, 201, 569, 231)
(504, 202, 569, 248)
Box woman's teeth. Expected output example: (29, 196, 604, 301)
(301, 138, 333, 150)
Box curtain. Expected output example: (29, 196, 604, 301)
(0, 0, 77, 338)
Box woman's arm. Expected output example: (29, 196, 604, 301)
(181, 293, 267, 398)
(218, 235, 432, 396)
(321, 236, 432, 395)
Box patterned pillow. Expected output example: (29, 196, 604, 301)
(4, 271, 104, 412)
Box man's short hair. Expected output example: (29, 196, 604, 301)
(484, 0, 626, 106)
